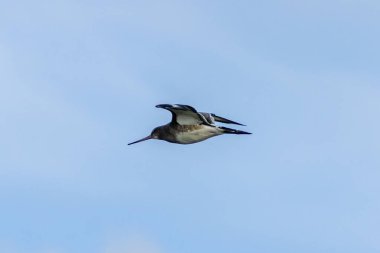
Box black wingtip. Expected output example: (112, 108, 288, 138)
(156, 104, 171, 109)
(175, 104, 197, 113)
(156, 104, 198, 113)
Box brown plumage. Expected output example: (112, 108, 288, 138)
(128, 104, 251, 145)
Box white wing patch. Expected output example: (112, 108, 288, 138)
(174, 109, 204, 125)
(156, 104, 213, 126)
(199, 112, 216, 125)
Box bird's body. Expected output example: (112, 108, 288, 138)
(128, 104, 251, 145)
(155, 123, 222, 144)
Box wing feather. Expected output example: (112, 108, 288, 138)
(156, 104, 212, 126)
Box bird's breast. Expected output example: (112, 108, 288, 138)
(173, 125, 222, 144)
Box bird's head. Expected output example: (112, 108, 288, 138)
(151, 127, 161, 139)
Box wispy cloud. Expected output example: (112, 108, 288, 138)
(0, 234, 164, 253)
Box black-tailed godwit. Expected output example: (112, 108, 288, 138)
(128, 104, 251, 145)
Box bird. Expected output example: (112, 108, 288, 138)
(128, 104, 251, 145)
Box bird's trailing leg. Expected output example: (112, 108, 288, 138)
(220, 126, 251, 135)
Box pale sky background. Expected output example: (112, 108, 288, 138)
(1, 0, 380, 253)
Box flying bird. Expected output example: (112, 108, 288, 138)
(128, 104, 251, 145)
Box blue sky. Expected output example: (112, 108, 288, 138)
(1, 0, 380, 252)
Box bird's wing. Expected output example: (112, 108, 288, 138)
(199, 112, 245, 126)
(156, 104, 211, 126)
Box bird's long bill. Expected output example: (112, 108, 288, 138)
(128, 135, 152, 145)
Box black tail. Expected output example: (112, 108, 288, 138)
(211, 113, 245, 126)
(220, 126, 252, 135)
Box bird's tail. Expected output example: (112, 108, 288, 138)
(220, 126, 252, 135)
(211, 114, 245, 126)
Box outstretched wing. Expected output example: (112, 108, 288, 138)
(199, 112, 246, 126)
(156, 104, 211, 126)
